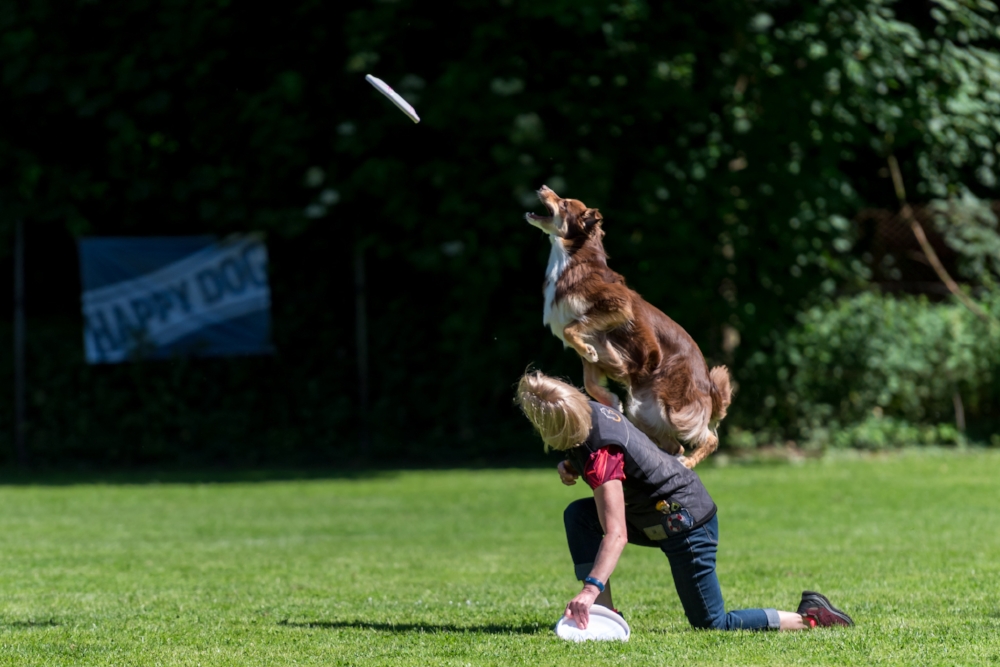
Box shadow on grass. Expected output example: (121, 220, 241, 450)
(277, 619, 547, 635)
(0, 458, 557, 487)
(0, 467, 403, 487)
(2, 619, 60, 629)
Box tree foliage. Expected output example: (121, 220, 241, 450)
(1, 0, 997, 465)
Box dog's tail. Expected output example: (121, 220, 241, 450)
(708, 365, 733, 421)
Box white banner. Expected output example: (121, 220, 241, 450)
(80, 234, 272, 363)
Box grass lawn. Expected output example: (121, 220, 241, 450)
(2, 449, 1000, 666)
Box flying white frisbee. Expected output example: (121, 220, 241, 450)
(365, 74, 420, 123)
(554, 605, 630, 642)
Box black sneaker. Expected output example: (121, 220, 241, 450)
(797, 591, 854, 627)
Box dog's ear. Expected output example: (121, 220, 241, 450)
(583, 208, 603, 227)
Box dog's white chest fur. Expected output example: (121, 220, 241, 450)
(542, 237, 574, 344)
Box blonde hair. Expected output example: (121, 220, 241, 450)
(515, 371, 593, 451)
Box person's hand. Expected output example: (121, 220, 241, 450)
(564, 585, 600, 629)
(557, 460, 579, 486)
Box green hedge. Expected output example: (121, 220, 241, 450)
(739, 289, 1000, 449)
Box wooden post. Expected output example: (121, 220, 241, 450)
(13, 219, 27, 467)
(952, 390, 966, 433)
(887, 155, 993, 324)
(354, 244, 370, 453)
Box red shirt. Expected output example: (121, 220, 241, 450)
(578, 445, 626, 489)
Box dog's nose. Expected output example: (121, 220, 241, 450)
(538, 185, 551, 193)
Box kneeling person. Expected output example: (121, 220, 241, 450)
(515, 370, 853, 631)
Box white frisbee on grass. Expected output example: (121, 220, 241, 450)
(554, 605, 630, 642)
(365, 74, 420, 123)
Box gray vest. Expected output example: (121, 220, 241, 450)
(567, 401, 717, 541)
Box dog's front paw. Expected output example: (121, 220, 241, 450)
(583, 345, 599, 363)
(678, 455, 696, 469)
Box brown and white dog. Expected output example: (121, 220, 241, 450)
(525, 185, 732, 469)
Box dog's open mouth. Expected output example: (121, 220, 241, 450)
(525, 211, 553, 223)
(526, 186, 558, 224)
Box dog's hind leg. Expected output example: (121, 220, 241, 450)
(627, 390, 684, 455)
(583, 362, 621, 411)
(679, 429, 718, 469)
(668, 400, 717, 469)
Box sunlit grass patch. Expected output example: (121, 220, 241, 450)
(2, 450, 1000, 665)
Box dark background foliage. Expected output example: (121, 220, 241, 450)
(1, 0, 997, 467)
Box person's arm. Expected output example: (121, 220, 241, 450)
(563, 479, 628, 629)
(557, 460, 579, 485)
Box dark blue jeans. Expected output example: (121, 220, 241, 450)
(564, 497, 780, 631)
